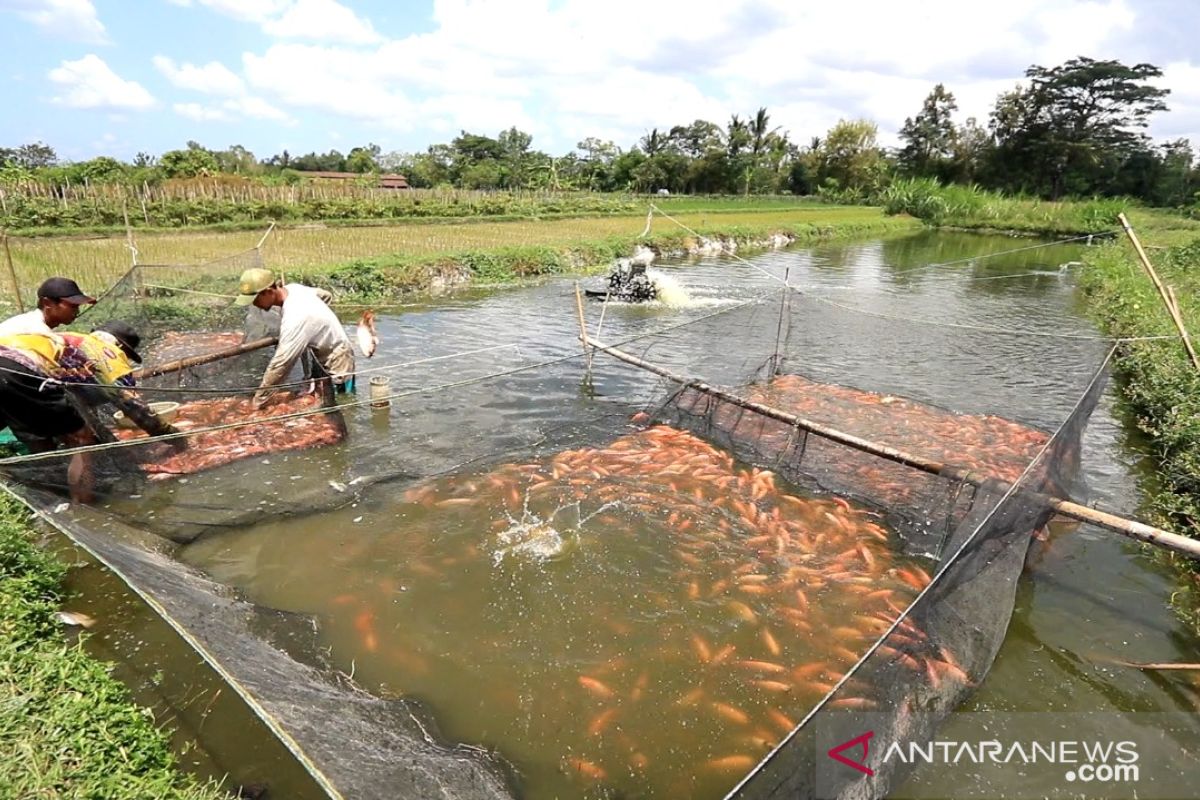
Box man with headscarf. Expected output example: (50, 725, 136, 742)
(0, 320, 185, 502)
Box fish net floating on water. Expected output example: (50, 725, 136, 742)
(0, 262, 1113, 799)
(653, 362, 1105, 799)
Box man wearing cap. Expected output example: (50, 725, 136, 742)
(0, 320, 185, 502)
(0, 277, 96, 335)
(233, 268, 355, 408)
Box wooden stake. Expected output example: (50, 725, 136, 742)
(1116, 661, 1200, 671)
(1118, 213, 1200, 372)
(1, 232, 23, 312)
(586, 336, 1200, 560)
(574, 282, 589, 358)
(256, 220, 277, 251)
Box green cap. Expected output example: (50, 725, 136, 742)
(233, 268, 275, 306)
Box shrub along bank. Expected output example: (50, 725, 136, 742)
(0, 493, 225, 799)
(893, 188, 1200, 634)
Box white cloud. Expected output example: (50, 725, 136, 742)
(224, 95, 293, 122)
(144, 0, 1200, 153)
(172, 96, 294, 124)
(167, 0, 379, 43)
(244, 44, 415, 122)
(174, 102, 229, 122)
(48, 55, 155, 110)
(153, 55, 245, 95)
(262, 0, 380, 44)
(4, 0, 107, 43)
(1153, 61, 1200, 143)
(164, 0, 286, 24)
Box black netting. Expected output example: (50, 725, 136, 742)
(0, 258, 1112, 800)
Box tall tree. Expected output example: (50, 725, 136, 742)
(346, 143, 381, 173)
(898, 84, 958, 178)
(2, 142, 58, 169)
(812, 119, 888, 197)
(160, 142, 218, 178)
(988, 57, 1170, 198)
(950, 117, 991, 183)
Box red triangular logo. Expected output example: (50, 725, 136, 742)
(827, 730, 875, 776)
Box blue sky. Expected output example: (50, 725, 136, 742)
(2, 0, 1199, 163)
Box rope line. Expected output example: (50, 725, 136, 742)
(807, 294, 1174, 342)
(0, 343, 526, 396)
(647, 204, 794, 288)
(729, 345, 1119, 794)
(0, 289, 776, 466)
(885, 232, 1117, 277)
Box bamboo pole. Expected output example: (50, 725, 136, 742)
(1117, 661, 1200, 671)
(135, 337, 277, 379)
(586, 336, 1200, 560)
(1117, 212, 1200, 372)
(256, 220, 277, 251)
(1, 232, 24, 312)
(573, 283, 589, 358)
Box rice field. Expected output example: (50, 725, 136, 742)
(1, 205, 906, 308)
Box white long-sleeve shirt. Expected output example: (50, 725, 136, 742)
(0, 309, 51, 336)
(258, 284, 354, 392)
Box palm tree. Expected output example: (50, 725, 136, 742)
(640, 128, 665, 157)
(727, 115, 750, 157)
(750, 107, 776, 157)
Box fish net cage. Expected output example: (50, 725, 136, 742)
(0, 268, 1112, 800)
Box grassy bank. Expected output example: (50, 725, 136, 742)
(889, 181, 1200, 633)
(880, 178, 1132, 236)
(1075, 221, 1200, 635)
(3, 204, 917, 308)
(215, 208, 917, 303)
(0, 186, 824, 235)
(0, 493, 225, 799)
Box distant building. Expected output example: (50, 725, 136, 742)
(301, 171, 410, 189)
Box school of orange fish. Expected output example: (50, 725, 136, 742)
(113, 392, 344, 478)
(141, 330, 245, 366)
(354, 420, 975, 796)
(674, 374, 1052, 515)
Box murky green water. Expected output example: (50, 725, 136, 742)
(57, 230, 1200, 798)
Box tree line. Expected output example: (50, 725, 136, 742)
(2, 57, 1196, 208)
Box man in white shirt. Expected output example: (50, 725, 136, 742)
(0, 277, 96, 335)
(233, 268, 355, 408)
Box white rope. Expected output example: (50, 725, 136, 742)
(0, 289, 777, 465)
(137, 281, 426, 310)
(730, 345, 1119, 794)
(0, 342, 526, 397)
(886, 232, 1117, 277)
(647, 204, 793, 287)
(808, 293, 1175, 341)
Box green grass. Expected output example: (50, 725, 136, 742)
(0, 493, 226, 800)
(2, 204, 915, 309)
(879, 177, 1135, 236)
(1075, 220, 1200, 636)
(893, 180, 1200, 633)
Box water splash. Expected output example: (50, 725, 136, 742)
(492, 494, 622, 565)
(648, 272, 692, 308)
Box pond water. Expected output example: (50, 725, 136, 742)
(59, 230, 1200, 799)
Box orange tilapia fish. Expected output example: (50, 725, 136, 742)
(356, 310, 379, 358)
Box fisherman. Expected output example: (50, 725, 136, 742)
(0, 277, 96, 335)
(232, 268, 356, 408)
(0, 320, 186, 503)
